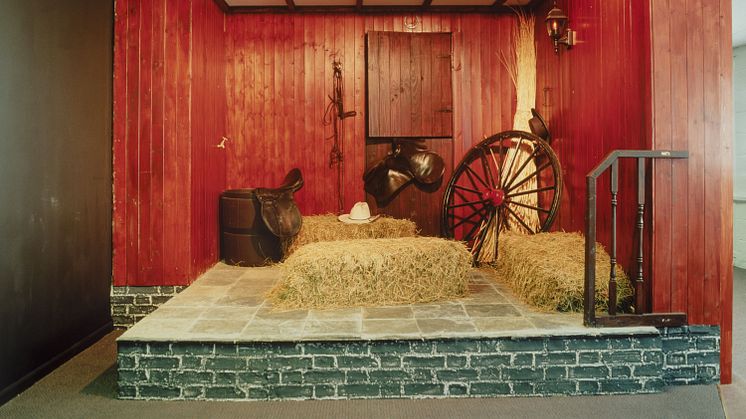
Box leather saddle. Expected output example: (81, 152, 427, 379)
(255, 168, 304, 239)
(364, 140, 445, 207)
(528, 108, 551, 142)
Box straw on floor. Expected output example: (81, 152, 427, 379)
(492, 231, 633, 312)
(285, 215, 418, 256)
(268, 237, 472, 309)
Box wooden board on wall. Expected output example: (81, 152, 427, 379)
(366, 32, 453, 138)
(648, 0, 733, 383)
(112, 0, 226, 287)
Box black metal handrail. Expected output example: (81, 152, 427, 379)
(585, 150, 688, 327)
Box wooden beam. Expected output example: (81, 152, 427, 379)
(212, 0, 544, 14)
(226, 5, 519, 14)
(592, 313, 688, 328)
(212, 0, 230, 13)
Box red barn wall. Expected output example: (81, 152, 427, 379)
(648, 0, 733, 383)
(536, 0, 733, 383)
(112, 1, 734, 382)
(223, 13, 517, 215)
(535, 0, 650, 276)
(113, 0, 226, 287)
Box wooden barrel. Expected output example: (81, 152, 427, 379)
(220, 189, 281, 266)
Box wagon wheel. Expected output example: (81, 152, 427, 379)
(441, 130, 563, 262)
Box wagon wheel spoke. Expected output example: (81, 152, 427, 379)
(470, 211, 493, 258)
(451, 189, 486, 216)
(504, 146, 542, 191)
(451, 205, 489, 229)
(464, 165, 490, 189)
(501, 135, 525, 183)
(505, 185, 556, 199)
(466, 212, 491, 244)
(448, 199, 489, 210)
(453, 184, 480, 195)
(479, 147, 498, 188)
(505, 205, 536, 234)
(508, 200, 551, 214)
(488, 147, 504, 188)
(506, 160, 553, 193)
(464, 222, 484, 243)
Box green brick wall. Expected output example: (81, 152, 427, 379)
(110, 286, 187, 328)
(116, 326, 720, 400)
(660, 326, 721, 384)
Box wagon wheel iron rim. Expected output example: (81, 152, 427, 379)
(441, 130, 563, 263)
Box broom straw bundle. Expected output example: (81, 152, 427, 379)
(478, 11, 539, 263)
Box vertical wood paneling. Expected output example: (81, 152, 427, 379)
(191, 0, 227, 276)
(175, 0, 193, 281)
(112, 0, 128, 289)
(225, 13, 515, 232)
(113, 0, 226, 286)
(685, 0, 706, 324)
(114, 4, 733, 383)
(124, 0, 141, 285)
(535, 0, 732, 382)
(718, 0, 734, 387)
(535, 0, 648, 275)
(649, 0, 732, 382)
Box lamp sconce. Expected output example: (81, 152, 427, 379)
(545, 3, 576, 54)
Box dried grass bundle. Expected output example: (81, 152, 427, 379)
(285, 215, 418, 256)
(492, 231, 633, 312)
(493, 10, 540, 257)
(268, 237, 472, 309)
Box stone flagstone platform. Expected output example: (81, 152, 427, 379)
(117, 263, 721, 401)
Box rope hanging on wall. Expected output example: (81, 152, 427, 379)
(323, 59, 357, 213)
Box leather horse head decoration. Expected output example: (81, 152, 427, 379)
(255, 168, 304, 239)
(363, 141, 446, 207)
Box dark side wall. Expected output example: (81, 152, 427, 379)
(0, 0, 113, 401)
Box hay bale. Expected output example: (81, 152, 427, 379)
(268, 237, 472, 309)
(285, 215, 418, 255)
(493, 231, 633, 312)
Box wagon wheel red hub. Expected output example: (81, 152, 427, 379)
(482, 188, 506, 207)
(441, 130, 563, 263)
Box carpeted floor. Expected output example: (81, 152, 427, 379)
(718, 267, 746, 419)
(0, 330, 728, 419)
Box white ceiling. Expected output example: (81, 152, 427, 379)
(734, 0, 746, 47)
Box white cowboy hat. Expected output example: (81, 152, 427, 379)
(338, 202, 380, 224)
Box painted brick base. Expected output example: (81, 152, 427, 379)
(117, 326, 719, 400)
(660, 326, 721, 384)
(111, 286, 187, 328)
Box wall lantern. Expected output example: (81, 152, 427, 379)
(545, 3, 576, 54)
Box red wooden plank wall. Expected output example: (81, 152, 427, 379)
(648, 0, 733, 383)
(534, 0, 649, 278)
(114, 2, 734, 383)
(536, 0, 733, 383)
(224, 13, 516, 216)
(113, 0, 226, 287)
